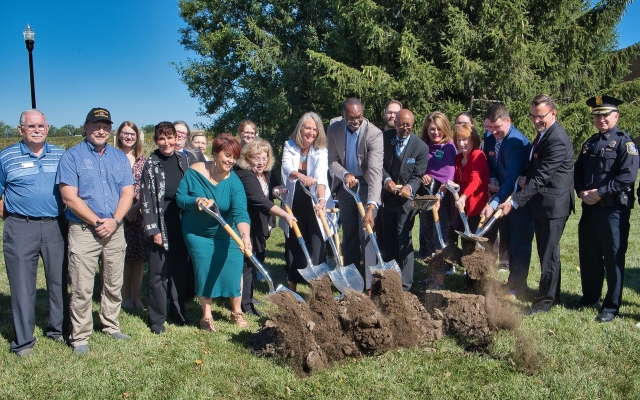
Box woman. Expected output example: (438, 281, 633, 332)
(419, 111, 457, 259)
(237, 120, 258, 147)
(115, 121, 148, 310)
(280, 112, 332, 292)
(176, 133, 251, 331)
(174, 120, 206, 164)
(140, 122, 192, 334)
(445, 123, 491, 254)
(191, 132, 210, 161)
(234, 139, 295, 315)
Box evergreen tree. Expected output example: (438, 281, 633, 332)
(176, 0, 640, 149)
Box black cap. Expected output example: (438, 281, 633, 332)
(586, 95, 624, 115)
(85, 107, 113, 124)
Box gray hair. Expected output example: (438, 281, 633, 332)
(19, 109, 47, 126)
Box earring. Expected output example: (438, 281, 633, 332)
(214, 161, 218, 169)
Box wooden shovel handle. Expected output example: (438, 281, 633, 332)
(221, 223, 254, 258)
(477, 213, 487, 230)
(450, 190, 466, 215)
(283, 204, 303, 239)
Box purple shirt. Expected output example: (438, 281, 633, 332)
(425, 141, 457, 184)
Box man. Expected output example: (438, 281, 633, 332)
(327, 98, 383, 291)
(56, 107, 135, 354)
(380, 109, 429, 291)
(481, 103, 534, 300)
(574, 95, 638, 322)
(499, 94, 574, 314)
(0, 109, 67, 357)
(381, 100, 402, 131)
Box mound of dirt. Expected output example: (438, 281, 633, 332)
(461, 249, 496, 281)
(252, 271, 517, 376)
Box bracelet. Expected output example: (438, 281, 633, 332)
(366, 204, 376, 211)
(112, 217, 120, 225)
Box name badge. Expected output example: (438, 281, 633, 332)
(434, 150, 444, 161)
(21, 162, 36, 169)
(489, 151, 495, 156)
(407, 158, 416, 164)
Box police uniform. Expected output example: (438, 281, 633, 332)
(574, 95, 639, 322)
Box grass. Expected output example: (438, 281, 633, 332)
(2, 196, 640, 397)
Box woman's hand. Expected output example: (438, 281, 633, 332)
(455, 194, 466, 210)
(241, 234, 252, 254)
(197, 198, 213, 210)
(153, 233, 163, 246)
(298, 174, 316, 187)
(422, 174, 433, 186)
(314, 198, 326, 213)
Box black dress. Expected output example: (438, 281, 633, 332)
(284, 169, 326, 284)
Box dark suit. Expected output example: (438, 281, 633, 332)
(483, 125, 534, 294)
(380, 131, 429, 291)
(327, 118, 383, 289)
(512, 121, 574, 311)
(233, 166, 278, 313)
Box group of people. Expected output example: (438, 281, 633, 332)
(1, 92, 637, 358)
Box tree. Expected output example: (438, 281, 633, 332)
(176, 0, 640, 150)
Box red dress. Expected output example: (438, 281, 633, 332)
(454, 149, 490, 217)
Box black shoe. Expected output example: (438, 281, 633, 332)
(573, 297, 601, 309)
(595, 311, 616, 323)
(251, 298, 264, 307)
(525, 308, 547, 317)
(243, 305, 262, 317)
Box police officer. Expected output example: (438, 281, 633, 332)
(574, 95, 639, 323)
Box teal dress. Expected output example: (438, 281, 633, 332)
(176, 168, 250, 298)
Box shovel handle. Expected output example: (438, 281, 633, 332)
(477, 214, 487, 230)
(431, 205, 440, 222)
(282, 204, 303, 239)
(450, 190, 466, 215)
(221, 223, 254, 258)
(356, 201, 366, 218)
(317, 209, 334, 240)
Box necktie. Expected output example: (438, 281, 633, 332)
(494, 140, 501, 165)
(532, 133, 541, 151)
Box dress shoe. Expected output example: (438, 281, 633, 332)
(73, 345, 89, 355)
(525, 308, 547, 317)
(110, 332, 131, 340)
(573, 297, 600, 309)
(595, 311, 616, 323)
(16, 348, 34, 358)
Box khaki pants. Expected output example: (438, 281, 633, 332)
(68, 222, 126, 347)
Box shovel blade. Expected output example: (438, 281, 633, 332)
(272, 284, 306, 303)
(297, 262, 330, 282)
(368, 259, 402, 276)
(327, 264, 365, 295)
(455, 230, 489, 243)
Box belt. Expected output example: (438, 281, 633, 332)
(8, 213, 59, 222)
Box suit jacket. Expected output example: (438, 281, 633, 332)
(513, 121, 575, 219)
(327, 118, 383, 205)
(483, 125, 531, 205)
(279, 139, 333, 239)
(233, 166, 277, 242)
(381, 130, 429, 212)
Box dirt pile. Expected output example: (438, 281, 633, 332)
(251, 272, 517, 376)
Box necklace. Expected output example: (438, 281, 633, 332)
(301, 148, 309, 163)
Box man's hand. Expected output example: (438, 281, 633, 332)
(399, 185, 412, 199)
(497, 200, 513, 217)
(153, 232, 163, 246)
(518, 176, 526, 189)
(384, 179, 397, 193)
(481, 204, 495, 219)
(488, 178, 500, 194)
(95, 217, 118, 238)
(363, 208, 375, 231)
(580, 189, 599, 205)
(344, 173, 357, 188)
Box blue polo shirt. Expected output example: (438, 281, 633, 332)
(0, 141, 64, 217)
(56, 139, 135, 223)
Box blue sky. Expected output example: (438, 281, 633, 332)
(0, 1, 639, 129)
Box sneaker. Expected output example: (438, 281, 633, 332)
(16, 348, 34, 358)
(199, 317, 216, 332)
(73, 345, 89, 355)
(230, 311, 249, 328)
(110, 332, 131, 340)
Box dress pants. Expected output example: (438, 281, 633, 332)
(3, 216, 68, 353)
(531, 216, 568, 311)
(578, 204, 630, 314)
(499, 205, 534, 294)
(337, 177, 377, 289)
(381, 203, 417, 291)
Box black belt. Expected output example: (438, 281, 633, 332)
(8, 213, 59, 222)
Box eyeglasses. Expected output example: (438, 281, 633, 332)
(120, 131, 136, 137)
(175, 130, 188, 137)
(251, 156, 268, 164)
(529, 110, 553, 121)
(21, 124, 48, 131)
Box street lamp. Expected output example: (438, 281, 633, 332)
(23, 24, 36, 109)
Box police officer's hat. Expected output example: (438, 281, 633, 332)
(586, 95, 624, 115)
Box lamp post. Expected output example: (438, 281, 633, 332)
(23, 24, 36, 109)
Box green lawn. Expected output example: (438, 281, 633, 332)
(1, 202, 640, 399)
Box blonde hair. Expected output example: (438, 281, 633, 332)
(420, 111, 453, 144)
(236, 138, 275, 171)
(290, 112, 327, 149)
(453, 123, 481, 150)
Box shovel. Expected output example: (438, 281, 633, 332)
(445, 181, 488, 245)
(199, 199, 305, 303)
(299, 184, 365, 294)
(472, 180, 520, 240)
(271, 186, 330, 282)
(343, 181, 401, 276)
(395, 184, 439, 211)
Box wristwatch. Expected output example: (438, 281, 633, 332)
(112, 217, 120, 226)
